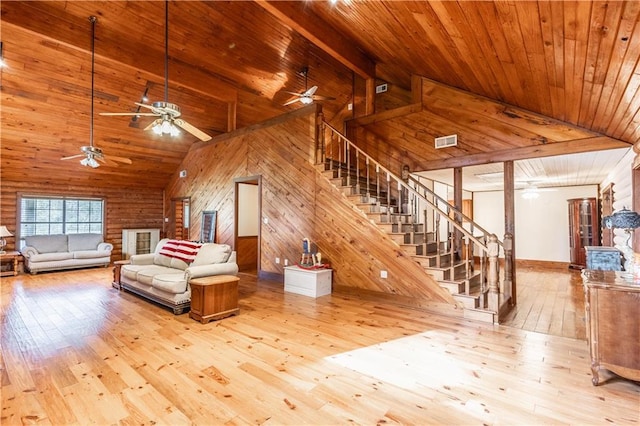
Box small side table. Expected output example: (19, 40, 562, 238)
(189, 275, 240, 324)
(112, 260, 130, 289)
(0, 251, 22, 277)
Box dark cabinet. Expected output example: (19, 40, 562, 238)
(568, 197, 599, 269)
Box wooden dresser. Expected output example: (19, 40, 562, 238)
(582, 270, 640, 386)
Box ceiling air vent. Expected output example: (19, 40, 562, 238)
(435, 134, 457, 149)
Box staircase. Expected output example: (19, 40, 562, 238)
(316, 122, 514, 324)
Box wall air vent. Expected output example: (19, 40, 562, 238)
(375, 83, 388, 93)
(435, 134, 458, 149)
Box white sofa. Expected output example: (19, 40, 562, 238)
(120, 238, 238, 314)
(21, 233, 113, 274)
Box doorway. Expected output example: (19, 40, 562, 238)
(234, 176, 261, 274)
(170, 197, 190, 240)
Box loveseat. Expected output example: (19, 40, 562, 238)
(119, 238, 238, 314)
(21, 233, 113, 274)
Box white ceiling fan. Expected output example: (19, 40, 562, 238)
(283, 67, 335, 106)
(100, 0, 211, 142)
(61, 16, 132, 168)
(519, 181, 557, 199)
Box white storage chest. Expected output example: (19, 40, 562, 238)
(284, 266, 332, 297)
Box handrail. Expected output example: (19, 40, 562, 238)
(322, 122, 499, 252)
(407, 175, 503, 249)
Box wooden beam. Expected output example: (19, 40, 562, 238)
(348, 103, 423, 127)
(420, 136, 632, 171)
(411, 74, 423, 104)
(254, 0, 376, 79)
(365, 78, 376, 116)
(227, 101, 237, 132)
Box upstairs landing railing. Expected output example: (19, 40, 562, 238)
(318, 121, 513, 318)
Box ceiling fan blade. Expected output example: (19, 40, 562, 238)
(304, 85, 318, 96)
(134, 102, 157, 111)
(311, 95, 336, 101)
(283, 91, 305, 96)
(108, 155, 133, 165)
(283, 97, 301, 106)
(174, 119, 212, 142)
(61, 154, 84, 160)
(100, 112, 157, 116)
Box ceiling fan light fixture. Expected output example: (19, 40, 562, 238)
(522, 187, 540, 199)
(0, 41, 6, 68)
(80, 155, 99, 168)
(299, 96, 314, 105)
(153, 118, 179, 136)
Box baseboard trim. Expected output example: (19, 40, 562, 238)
(515, 259, 571, 271)
(258, 270, 283, 281)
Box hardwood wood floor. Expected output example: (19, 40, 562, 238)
(500, 266, 587, 340)
(1, 267, 638, 425)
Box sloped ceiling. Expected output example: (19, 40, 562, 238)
(1, 1, 639, 189)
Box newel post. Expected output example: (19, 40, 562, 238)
(503, 233, 513, 304)
(488, 234, 500, 312)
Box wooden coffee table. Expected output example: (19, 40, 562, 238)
(189, 275, 240, 323)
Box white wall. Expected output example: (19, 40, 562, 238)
(474, 185, 598, 262)
(238, 183, 259, 237)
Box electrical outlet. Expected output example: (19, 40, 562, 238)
(275, 257, 280, 264)
(380, 270, 388, 279)
(347, 103, 353, 111)
(284, 259, 289, 266)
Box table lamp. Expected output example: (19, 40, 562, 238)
(602, 207, 640, 273)
(0, 226, 13, 254)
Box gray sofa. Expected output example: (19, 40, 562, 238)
(21, 233, 113, 274)
(120, 238, 238, 314)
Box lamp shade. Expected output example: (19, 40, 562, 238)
(0, 226, 13, 238)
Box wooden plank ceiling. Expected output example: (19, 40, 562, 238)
(1, 1, 639, 190)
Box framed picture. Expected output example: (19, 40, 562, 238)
(201, 211, 217, 243)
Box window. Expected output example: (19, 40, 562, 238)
(19, 195, 105, 248)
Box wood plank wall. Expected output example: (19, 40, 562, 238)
(0, 182, 163, 260)
(164, 105, 458, 313)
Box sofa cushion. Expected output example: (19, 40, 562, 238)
(192, 243, 231, 266)
(73, 250, 105, 259)
(121, 264, 153, 281)
(170, 257, 189, 271)
(136, 265, 180, 286)
(29, 252, 73, 262)
(153, 253, 173, 267)
(152, 273, 189, 294)
(24, 234, 68, 253)
(68, 233, 104, 252)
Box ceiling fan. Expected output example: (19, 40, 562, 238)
(100, 0, 211, 142)
(61, 16, 132, 168)
(283, 67, 335, 106)
(519, 181, 557, 199)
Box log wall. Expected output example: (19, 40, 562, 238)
(0, 182, 163, 260)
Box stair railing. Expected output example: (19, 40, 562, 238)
(319, 121, 513, 319)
